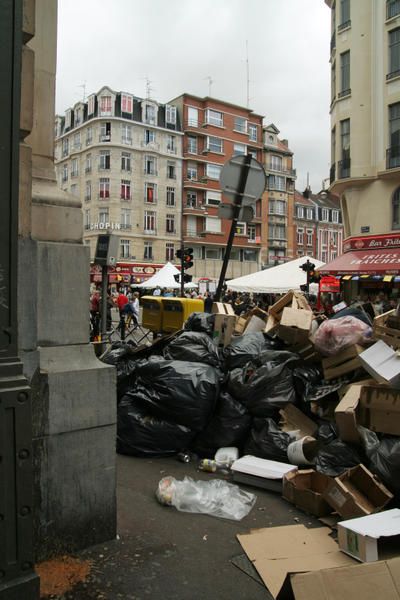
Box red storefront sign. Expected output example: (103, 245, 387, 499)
(319, 276, 341, 293)
(90, 263, 177, 283)
(343, 233, 400, 252)
(320, 249, 400, 275)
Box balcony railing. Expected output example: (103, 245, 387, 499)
(330, 32, 336, 53)
(387, 69, 400, 81)
(141, 141, 160, 150)
(98, 134, 111, 142)
(167, 146, 177, 154)
(338, 20, 351, 31)
(386, 146, 400, 169)
(267, 164, 296, 178)
(338, 88, 351, 98)
(338, 157, 351, 179)
(120, 224, 132, 230)
(143, 229, 157, 235)
(330, 162, 336, 183)
(144, 169, 158, 176)
(268, 208, 287, 216)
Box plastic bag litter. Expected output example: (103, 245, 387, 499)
(223, 332, 284, 371)
(129, 357, 220, 431)
(191, 390, 252, 458)
(164, 331, 221, 367)
(315, 422, 338, 445)
(312, 315, 372, 357)
(101, 342, 145, 401)
(244, 418, 291, 463)
(314, 439, 362, 476)
(117, 400, 194, 457)
(156, 476, 256, 521)
(330, 306, 372, 327)
(360, 427, 400, 496)
(184, 312, 215, 336)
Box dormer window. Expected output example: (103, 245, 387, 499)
(145, 104, 156, 125)
(121, 94, 133, 114)
(87, 94, 95, 116)
(99, 95, 112, 116)
(65, 109, 72, 129)
(166, 105, 177, 125)
(74, 107, 82, 126)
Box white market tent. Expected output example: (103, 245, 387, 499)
(227, 256, 325, 294)
(132, 262, 197, 290)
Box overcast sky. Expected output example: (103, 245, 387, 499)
(56, 0, 331, 193)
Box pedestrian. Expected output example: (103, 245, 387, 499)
(153, 287, 161, 296)
(204, 292, 213, 313)
(116, 289, 129, 316)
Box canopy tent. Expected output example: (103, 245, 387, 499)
(227, 256, 325, 294)
(131, 262, 198, 289)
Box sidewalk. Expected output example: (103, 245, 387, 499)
(38, 455, 320, 600)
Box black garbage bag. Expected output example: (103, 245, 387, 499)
(130, 357, 220, 431)
(100, 342, 145, 400)
(191, 390, 252, 457)
(360, 427, 400, 496)
(223, 332, 285, 371)
(244, 418, 291, 463)
(330, 306, 372, 327)
(315, 439, 362, 476)
(227, 351, 298, 417)
(164, 331, 221, 367)
(117, 399, 194, 457)
(315, 422, 338, 445)
(184, 312, 215, 336)
(293, 365, 324, 403)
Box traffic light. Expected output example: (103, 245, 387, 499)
(183, 247, 194, 270)
(300, 261, 315, 273)
(174, 274, 180, 283)
(176, 248, 183, 260)
(309, 270, 321, 284)
(183, 274, 192, 283)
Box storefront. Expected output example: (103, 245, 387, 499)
(90, 263, 173, 287)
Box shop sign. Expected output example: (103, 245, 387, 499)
(90, 222, 121, 230)
(349, 252, 400, 266)
(344, 233, 400, 252)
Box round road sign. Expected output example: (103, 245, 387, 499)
(219, 155, 267, 204)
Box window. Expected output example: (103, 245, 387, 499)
(99, 178, 110, 198)
(339, 51, 350, 96)
(306, 229, 313, 245)
(339, 0, 350, 28)
(121, 93, 133, 114)
(188, 107, 198, 127)
(322, 208, 329, 221)
(99, 207, 109, 224)
(248, 123, 257, 142)
(234, 116, 247, 133)
(269, 224, 286, 240)
(389, 103, 400, 167)
(331, 61, 336, 102)
(332, 210, 339, 223)
(166, 243, 174, 262)
(121, 208, 131, 229)
(236, 222, 246, 235)
(339, 118, 351, 177)
(206, 109, 223, 127)
(269, 175, 285, 191)
(270, 155, 282, 171)
(166, 214, 175, 233)
(120, 239, 130, 259)
(70, 184, 78, 196)
(120, 179, 131, 200)
(306, 208, 313, 219)
(86, 127, 93, 145)
(62, 138, 69, 157)
(297, 227, 304, 244)
(248, 224, 256, 240)
(144, 241, 153, 260)
(121, 152, 131, 172)
(166, 186, 175, 206)
(393, 187, 400, 228)
(206, 163, 222, 180)
(167, 135, 176, 153)
(233, 143, 246, 155)
(205, 217, 221, 233)
(243, 249, 257, 261)
(166, 104, 177, 125)
(206, 247, 222, 260)
(186, 215, 197, 236)
(206, 191, 221, 206)
(145, 182, 157, 203)
(145, 155, 157, 175)
(85, 153, 92, 173)
(85, 181, 91, 202)
(121, 123, 132, 144)
(387, 0, 400, 20)
(207, 136, 223, 153)
(99, 150, 110, 170)
(269, 200, 286, 215)
(186, 191, 197, 207)
(87, 95, 95, 116)
(144, 211, 156, 233)
(65, 109, 72, 129)
(62, 163, 68, 182)
(145, 129, 155, 144)
(187, 136, 197, 154)
(100, 122, 111, 142)
(389, 28, 400, 79)
(145, 104, 156, 125)
(167, 161, 176, 179)
(71, 158, 79, 177)
(99, 95, 112, 116)
(73, 132, 81, 150)
(84, 209, 90, 229)
(187, 162, 197, 180)
(297, 206, 304, 218)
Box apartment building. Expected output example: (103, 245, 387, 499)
(54, 86, 183, 284)
(326, 0, 400, 240)
(168, 94, 264, 279)
(263, 125, 296, 266)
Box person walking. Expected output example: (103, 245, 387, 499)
(204, 292, 213, 313)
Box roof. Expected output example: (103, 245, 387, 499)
(168, 93, 264, 119)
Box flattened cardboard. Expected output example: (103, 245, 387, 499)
(335, 383, 364, 444)
(322, 345, 364, 380)
(338, 508, 400, 562)
(323, 464, 393, 519)
(212, 302, 237, 347)
(359, 340, 400, 388)
(280, 404, 318, 439)
(282, 470, 333, 517)
(287, 557, 400, 600)
(278, 307, 312, 346)
(244, 315, 267, 334)
(237, 524, 355, 599)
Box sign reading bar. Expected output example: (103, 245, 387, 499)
(344, 233, 400, 252)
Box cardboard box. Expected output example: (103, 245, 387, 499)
(374, 309, 400, 350)
(231, 455, 297, 493)
(338, 509, 400, 563)
(269, 291, 311, 321)
(335, 383, 366, 444)
(244, 315, 267, 334)
(265, 313, 279, 334)
(359, 340, 400, 387)
(322, 344, 364, 380)
(279, 404, 318, 439)
(212, 302, 237, 347)
(234, 315, 248, 335)
(323, 465, 393, 519)
(237, 524, 355, 599)
(278, 307, 313, 346)
(283, 470, 333, 517)
(286, 557, 400, 600)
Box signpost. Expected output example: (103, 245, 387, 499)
(214, 154, 266, 301)
(94, 233, 119, 347)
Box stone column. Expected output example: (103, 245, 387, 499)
(20, 0, 116, 560)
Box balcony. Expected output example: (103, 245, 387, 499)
(266, 164, 296, 178)
(144, 169, 158, 176)
(143, 229, 157, 236)
(386, 146, 400, 169)
(338, 20, 351, 31)
(247, 236, 261, 244)
(268, 208, 287, 217)
(120, 224, 132, 230)
(144, 198, 158, 205)
(98, 134, 111, 142)
(330, 163, 336, 183)
(338, 88, 351, 99)
(387, 69, 400, 81)
(330, 32, 336, 53)
(167, 146, 177, 154)
(141, 141, 160, 151)
(338, 157, 351, 179)
(122, 137, 133, 145)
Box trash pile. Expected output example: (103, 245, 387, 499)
(102, 292, 400, 522)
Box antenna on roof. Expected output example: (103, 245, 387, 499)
(143, 77, 154, 100)
(77, 81, 87, 102)
(204, 76, 213, 96)
(246, 40, 250, 108)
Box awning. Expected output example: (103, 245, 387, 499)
(319, 248, 400, 276)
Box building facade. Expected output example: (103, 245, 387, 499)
(169, 94, 264, 279)
(263, 125, 296, 266)
(326, 0, 400, 239)
(54, 86, 183, 284)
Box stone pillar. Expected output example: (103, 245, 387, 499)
(19, 0, 116, 560)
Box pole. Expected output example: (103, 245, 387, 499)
(306, 259, 310, 295)
(180, 240, 185, 298)
(101, 264, 108, 350)
(215, 153, 252, 302)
